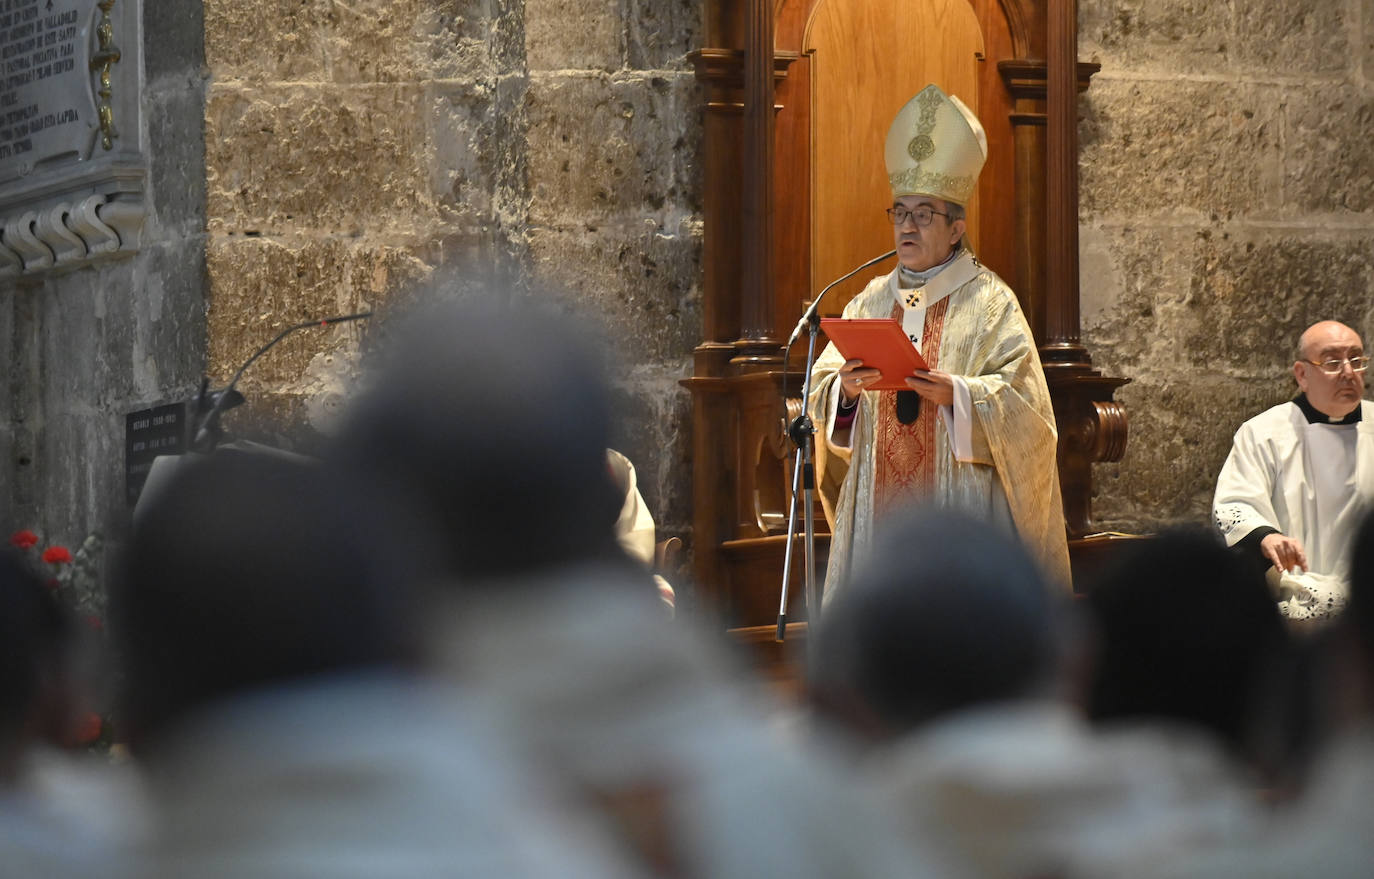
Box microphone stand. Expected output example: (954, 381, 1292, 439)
(191, 312, 373, 453)
(776, 250, 895, 641)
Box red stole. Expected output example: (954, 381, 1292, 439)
(874, 297, 950, 515)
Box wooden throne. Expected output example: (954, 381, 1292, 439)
(683, 0, 1130, 642)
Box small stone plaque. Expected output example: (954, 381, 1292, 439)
(0, 0, 98, 181)
(125, 402, 187, 506)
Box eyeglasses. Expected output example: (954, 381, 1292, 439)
(1304, 356, 1371, 375)
(886, 205, 950, 227)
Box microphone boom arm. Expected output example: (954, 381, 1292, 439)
(785, 249, 897, 348)
(777, 249, 896, 641)
(192, 312, 373, 452)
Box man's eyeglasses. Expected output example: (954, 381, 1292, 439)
(886, 205, 950, 227)
(1305, 356, 1371, 375)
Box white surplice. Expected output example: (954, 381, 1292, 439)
(433, 562, 946, 879)
(866, 703, 1258, 879)
(1140, 725, 1374, 879)
(136, 673, 635, 879)
(1213, 399, 1374, 620)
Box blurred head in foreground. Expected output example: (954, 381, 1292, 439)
(330, 292, 624, 583)
(0, 550, 77, 778)
(1082, 528, 1286, 759)
(112, 453, 414, 752)
(1338, 509, 1374, 719)
(810, 507, 1063, 743)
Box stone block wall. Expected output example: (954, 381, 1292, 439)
(202, 0, 702, 543)
(18, 0, 1366, 563)
(1078, 0, 1374, 532)
(0, 4, 208, 547)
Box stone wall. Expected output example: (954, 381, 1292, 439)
(0, 4, 208, 547)
(17, 0, 1364, 562)
(201, 0, 702, 542)
(1078, 0, 1374, 532)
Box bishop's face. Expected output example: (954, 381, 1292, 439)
(892, 195, 966, 272)
(1294, 322, 1366, 419)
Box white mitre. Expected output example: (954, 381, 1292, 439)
(884, 84, 988, 206)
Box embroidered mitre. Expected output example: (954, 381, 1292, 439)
(884, 84, 988, 206)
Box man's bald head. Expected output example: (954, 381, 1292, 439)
(1297, 321, 1362, 363)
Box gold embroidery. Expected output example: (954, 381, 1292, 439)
(874, 297, 951, 514)
(904, 90, 942, 171)
(916, 89, 941, 129)
(888, 167, 976, 203)
(907, 134, 935, 161)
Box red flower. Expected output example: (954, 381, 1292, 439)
(41, 546, 72, 564)
(68, 712, 103, 747)
(9, 530, 38, 549)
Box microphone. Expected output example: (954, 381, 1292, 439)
(786, 249, 897, 348)
(896, 390, 921, 424)
(191, 312, 373, 452)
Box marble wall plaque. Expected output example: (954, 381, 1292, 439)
(0, 0, 144, 282)
(0, 0, 97, 181)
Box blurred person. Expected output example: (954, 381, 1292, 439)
(1082, 528, 1291, 781)
(113, 452, 631, 878)
(0, 549, 138, 877)
(1137, 508, 1374, 878)
(810, 510, 1258, 879)
(332, 294, 941, 879)
(808, 83, 1068, 600)
(1214, 320, 1372, 622)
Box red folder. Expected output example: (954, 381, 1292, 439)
(819, 318, 930, 391)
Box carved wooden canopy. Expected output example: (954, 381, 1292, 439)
(684, 0, 1128, 632)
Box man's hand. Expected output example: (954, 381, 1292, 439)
(1260, 532, 1308, 574)
(905, 369, 955, 407)
(838, 359, 883, 403)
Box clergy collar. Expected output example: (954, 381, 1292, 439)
(897, 245, 962, 289)
(889, 248, 981, 312)
(1293, 393, 1362, 425)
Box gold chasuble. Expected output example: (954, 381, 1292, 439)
(809, 250, 1071, 597)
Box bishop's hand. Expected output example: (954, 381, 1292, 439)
(838, 359, 883, 403)
(905, 369, 955, 407)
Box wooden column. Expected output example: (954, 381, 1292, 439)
(691, 50, 746, 356)
(736, 0, 781, 364)
(999, 59, 1099, 346)
(685, 42, 804, 624)
(1033, 1, 1131, 554)
(1044, 0, 1086, 364)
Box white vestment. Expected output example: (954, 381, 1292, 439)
(1213, 399, 1374, 620)
(0, 748, 146, 879)
(809, 250, 1070, 596)
(867, 702, 1258, 879)
(135, 673, 633, 879)
(433, 562, 944, 879)
(1140, 725, 1374, 879)
(607, 448, 675, 611)
(609, 449, 656, 566)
